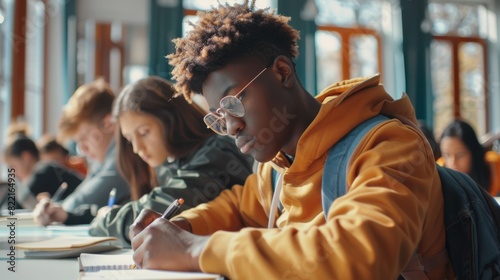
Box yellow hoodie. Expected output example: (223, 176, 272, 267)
(177, 75, 456, 279)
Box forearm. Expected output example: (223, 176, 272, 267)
(177, 185, 256, 235)
(64, 205, 97, 225)
(170, 218, 192, 232)
(176, 171, 271, 235)
(200, 192, 424, 279)
(89, 201, 140, 246)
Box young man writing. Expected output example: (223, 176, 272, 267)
(129, 1, 455, 278)
(33, 78, 130, 225)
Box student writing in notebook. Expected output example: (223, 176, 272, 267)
(129, 1, 455, 279)
(83, 76, 253, 246)
(3, 133, 83, 209)
(32, 78, 130, 225)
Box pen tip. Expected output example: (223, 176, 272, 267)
(178, 198, 184, 205)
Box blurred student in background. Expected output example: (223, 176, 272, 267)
(88, 76, 253, 245)
(33, 78, 130, 225)
(37, 134, 88, 177)
(35, 77, 253, 236)
(3, 133, 83, 209)
(418, 120, 441, 161)
(439, 119, 500, 196)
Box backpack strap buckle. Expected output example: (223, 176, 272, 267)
(401, 252, 428, 280)
(421, 249, 450, 272)
(401, 249, 450, 280)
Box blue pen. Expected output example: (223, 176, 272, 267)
(107, 188, 117, 207)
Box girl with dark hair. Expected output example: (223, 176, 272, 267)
(112, 76, 217, 200)
(439, 119, 499, 195)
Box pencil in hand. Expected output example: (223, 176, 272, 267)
(161, 198, 184, 220)
(51, 182, 68, 202)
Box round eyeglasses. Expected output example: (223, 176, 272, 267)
(203, 67, 268, 135)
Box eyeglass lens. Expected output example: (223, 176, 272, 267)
(220, 96, 245, 118)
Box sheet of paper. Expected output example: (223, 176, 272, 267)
(78, 269, 222, 280)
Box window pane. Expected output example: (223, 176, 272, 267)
(428, 2, 482, 37)
(349, 35, 378, 78)
(183, 0, 273, 10)
(182, 15, 198, 36)
(24, 0, 44, 139)
(315, 31, 341, 91)
(431, 40, 454, 139)
(315, 0, 382, 30)
(0, 0, 14, 181)
(458, 42, 486, 136)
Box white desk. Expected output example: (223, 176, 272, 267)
(0, 251, 80, 280)
(0, 217, 222, 280)
(0, 247, 132, 280)
(0, 219, 115, 280)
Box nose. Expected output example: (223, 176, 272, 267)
(446, 156, 459, 169)
(225, 114, 245, 136)
(131, 138, 145, 155)
(77, 141, 90, 156)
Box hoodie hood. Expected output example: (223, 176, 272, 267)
(273, 74, 419, 174)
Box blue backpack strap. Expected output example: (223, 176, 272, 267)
(322, 115, 389, 219)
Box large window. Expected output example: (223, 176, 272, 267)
(314, 0, 389, 92)
(182, 0, 275, 35)
(24, 0, 45, 139)
(429, 2, 489, 138)
(315, 26, 381, 91)
(76, 21, 148, 92)
(0, 0, 13, 180)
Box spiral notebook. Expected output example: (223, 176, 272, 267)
(79, 253, 136, 272)
(78, 253, 222, 279)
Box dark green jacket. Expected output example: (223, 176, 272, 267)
(88, 135, 253, 247)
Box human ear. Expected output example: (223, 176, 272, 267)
(101, 114, 116, 133)
(274, 56, 294, 87)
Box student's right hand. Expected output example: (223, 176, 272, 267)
(33, 198, 52, 226)
(36, 192, 51, 202)
(131, 218, 207, 271)
(33, 198, 68, 226)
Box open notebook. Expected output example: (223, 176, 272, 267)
(78, 253, 222, 280)
(17, 235, 122, 258)
(79, 253, 137, 272)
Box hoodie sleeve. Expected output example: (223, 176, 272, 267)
(175, 169, 272, 235)
(197, 121, 446, 279)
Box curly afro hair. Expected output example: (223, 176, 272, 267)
(167, 0, 300, 101)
